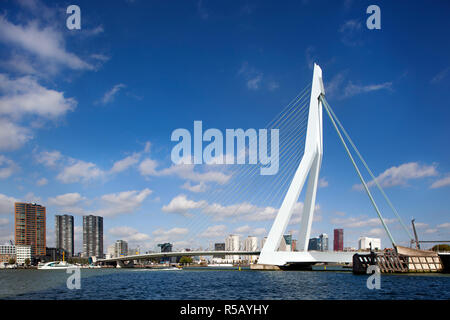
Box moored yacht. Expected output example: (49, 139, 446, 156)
(37, 261, 79, 270)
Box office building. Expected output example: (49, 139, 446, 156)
(158, 243, 174, 263)
(320, 233, 329, 251)
(213, 242, 225, 259)
(225, 234, 240, 262)
(42, 247, 66, 262)
(358, 237, 381, 250)
(16, 245, 31, 265)
(15, 202, 46, 257)
(308, 234, 328, 251)
(280, 234, 292, 251)
(55, 215, 74, 257)
(334, 228, 344, 251)
(115, 240, 128, 257)
(83, 215, 103, 258)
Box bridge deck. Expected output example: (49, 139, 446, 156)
(97, 251, 260, 263)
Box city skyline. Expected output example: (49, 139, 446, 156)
(0, 0, 449, 254)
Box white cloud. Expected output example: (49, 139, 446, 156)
(48, 192, 86, 207)
(331, 215, 396, 228)
(199, 225, 227, 238)
(57, 159, 104, 183)
(162, 194, 316, 224)
(35, 150, 62, 167)
(139, 158, 158, 176)
(110, 153, 140, 174)
(152, 227, 189, 243)
(339, 19, 363, 46)
(0, 16, 93, 71)
(367, 228, 385, 236)
(431, 67, 450, 84)
(99, 84, 126, 105)
(344, 81, 392, 98)
(0, 74, 76, 120)
(47, 192, 87, 215)
(0, 218, 9, 226)
(437, 223, 450, 229)
(0, 119, 31, 150)
(234, 225, 251, 234)
(181, 181, 207, 193)
(139, 158, 231, 185)
(0, 155, 18, 179)
(0, 193, 18, 215)
(109, 226, 151, 242)
(430, 175, 450, 189)
(0, 74, 76, 151)
(36, 177, 48, 186)
(238, 62, 264, 90)
(354, 162, 438, 190)
(162, 194, 206, 216)
(318, 177, 328, 188)
(325, 71, 392, 99)
(96, 188, 152, 217)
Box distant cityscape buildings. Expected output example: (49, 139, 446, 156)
(1, 202, 386, 267)
(334, 228, 344, 251)
(83, 215, 103, 258)
(55, 215, 74, 257)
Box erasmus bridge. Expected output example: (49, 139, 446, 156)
(97, 64, 415, 269)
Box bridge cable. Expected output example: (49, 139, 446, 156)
(320, 95, 397, 247)
(321, 97, 414, 241)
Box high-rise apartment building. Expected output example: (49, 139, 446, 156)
(15, 202, 46, 257)
(333, 229, 344, 251)
(55, 215, 74, 257)
(225, 234, 240, 262)
(243, 236, 258, 263)
(114, 240, 128, 257)
(83, 215, 103, 258)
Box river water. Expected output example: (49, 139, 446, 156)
(0, 269, 449, 300)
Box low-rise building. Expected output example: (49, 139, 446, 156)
(16, 245, 31, 265)
(0, 244, 16, 264)
(358, 237, 381, 250)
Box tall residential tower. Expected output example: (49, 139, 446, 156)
(14, 202, 46, 257)
(55, 215, 74, 256)
(83, 215, 103, 258)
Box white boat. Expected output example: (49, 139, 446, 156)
(38, 261, 79, 270)
(207, 263, 234, 267)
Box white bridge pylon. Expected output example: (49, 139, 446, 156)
(258, 64, 354, 266)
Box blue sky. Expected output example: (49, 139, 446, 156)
(0, 0, 449, 253)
